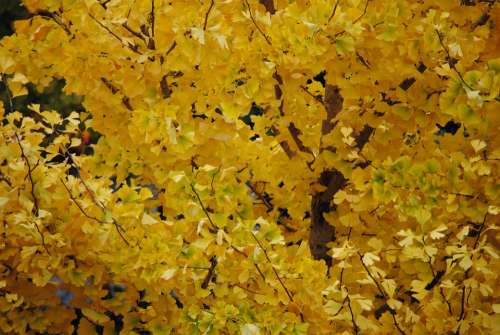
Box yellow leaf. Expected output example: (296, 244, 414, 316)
(493, 304, 500, 313)
(82, 308, 109, 324)
(142, 213, 158, 225)
(459, 254, 473, 271)
(241, 324, 260, 335)
(471, 139, 486, 152)
(161, 269, 177, 281)
(324, 300, 343, 315)
(362, 252, 380, 266)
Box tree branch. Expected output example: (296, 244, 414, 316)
(288, 122, 314, 155)
(190, 183, 218, 232)
(346, 293, 359, 334)
(244, 0, 272, 45)
(358, 252, 406, 334)
(328, 0, 340, 24)
(60, 178, 104, 224)
(88, 13, 142, 55)
(251, 232, 294, 302)
(201, 255, 217, 289)
(148, 0, 156, 49)
(334, 0, 370, 37)
(435, 30, 473, 91)
(100, 77, 134, 111)
(32, 10, 72, 36)
(203, 0, 215, 31)
(62, 148, 130, 246)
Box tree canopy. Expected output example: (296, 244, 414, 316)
(0, 0, 499, 334)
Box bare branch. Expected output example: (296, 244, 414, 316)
(251, 232, 294, 302)
(2, 74, 50, 253)
(14, 135, 39, 216)
(346, 294, 359, 334)
(457, 212, 489, 324)
(60, 178, 103, 224)
(230, 245, 266, 280)
(203, 0, 215, 31)
(328, 0, 340, 24)
(122, 22, 147, 42)
(100, 77, 134, 111)
(244, 0, 272, 45)
(190, 183, 218, 232)
(32, 10, 72, 36)
(288, 122, 314, 155)
(201, 256, 217, 289)
(358, 252, 406, 334)
(334, 0, 370, 37)
(435, 30, 473, 91)
(88, 13, 142, 55)
(31, 219, 50, 255)
(62, 148, 130, 246)
(147, 0, 156, 49)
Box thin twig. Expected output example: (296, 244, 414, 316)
(230, 244, 266, 280)
(99, 0, 112, 9)
(15, 134, 40, 217)
(166, 40, 177, 56)
(31, 219, 50, 255)
(203, 0, 215, 31)
(150, 0, 155, 37)
(100, 77, 134, 111)
(251, 232, 294, 301)
(88, 13, 142, 55)
(4, 71, 51, 255)
(358, 252, 386, 298)
(299, 85, 323, 104)
(33, 10, 72, 36)
(210, 166, 221, 195)
(472, 212, 488, 250)
(60, 178, 103, 224)
(244, 0, 272, 45)
(334, 0, 370, 37)
(339, 227, 352, 288)
(346, 294, 359, 334)
(457, 212, 489, 323)
(122, 23, 147, 42)
(358, 252, 406, 334)
(327, 0, 340, 24)
(230, 283, 261, 295)
(190, 183, 218, 232)
(435, 30, 473, 91)
(62, 148, 130, 246)
(201, 256, 217, 289)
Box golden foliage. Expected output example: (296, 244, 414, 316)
(0, 0, 499, 334)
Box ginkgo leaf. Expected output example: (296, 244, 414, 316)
(459, 254, 473, 271)
(362, 253, 380, 266)
(324, 300, 343, 315)
(471, 139, 486, 152)
(191, 27, 205, 45)
(142, 213, 158, 225)
(430, 225, 447, 240)
(1, 0, 498, 333)
(241, 323, 260, 335)
(161, 269, 177, 280)
(493, 304, 500, 314)
(82, 308, 109, 324)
